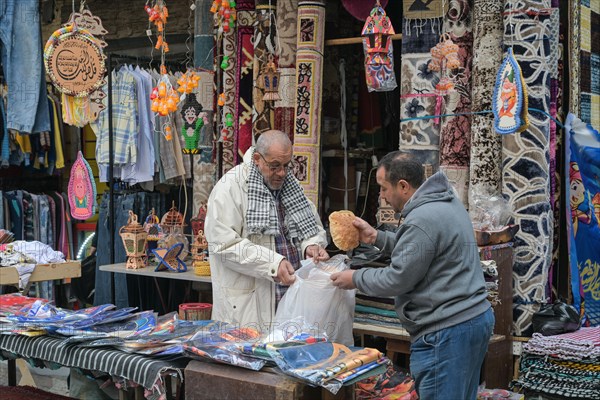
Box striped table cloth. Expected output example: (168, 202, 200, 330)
(0, 335, 188, 390)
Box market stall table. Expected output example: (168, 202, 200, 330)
(0, 261, 81, 292)
(0, 334, 188, 399)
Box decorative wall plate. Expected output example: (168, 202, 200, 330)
(44, 25, 106, 97)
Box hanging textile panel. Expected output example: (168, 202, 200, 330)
(193, 70, 217, 215)
(253, 1, 277, 137)
(469, 0, 504, 197)
(501, 1, 557, 336)
(439, 0, 473, 169)
(221, 23, 237, 174)
(565, 113, 600, 327)
(274, 0, 299, 138)
(293, 0, 326, 207)
(579, 0, 600, 128)
(234, 7, 255, 160)
(399, 16, 443, 171)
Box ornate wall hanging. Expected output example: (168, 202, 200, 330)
(361, 2, 397, 92)
(492, 48, 529, 135)
(68, 151, 97, 220)
(44, 25, 106, 98)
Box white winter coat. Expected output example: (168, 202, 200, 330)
(204, 149, 327, 332)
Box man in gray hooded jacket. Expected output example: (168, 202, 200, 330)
(331, 151, 494, 400)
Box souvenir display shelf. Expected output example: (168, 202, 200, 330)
(0, 261, 81, 286)
(99, 262, 210, 283)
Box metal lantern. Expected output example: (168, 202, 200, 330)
(160, 201, 186, 236)
(262, 56, 281, 101)
(190, 202, 207, 237)
(191, 230, 208, 262)
(119, 210, 148, 269)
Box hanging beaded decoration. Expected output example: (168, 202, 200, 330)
(68, 151, 97, 220)
(492, 47, 529, 134)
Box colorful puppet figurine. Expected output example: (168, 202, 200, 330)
(180, 94, 205, 154)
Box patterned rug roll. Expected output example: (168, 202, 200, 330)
(399, 16, 443, 171)
(253, 0, 277, 137)
(469, 0, 505, 198)
(274, 0, 299, 138)
(501, 0, 557, 336)
(293, 0, 326, 207)
(221, 20, 237, 174)
(439, 0, 473, 170)
(579, 0, 600, 128)
(234, 3, 255, 160)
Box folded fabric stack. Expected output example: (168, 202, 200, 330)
(481, 260, 500, 307)
(354, 294, 402, 328)
(513, 327, 600, 398)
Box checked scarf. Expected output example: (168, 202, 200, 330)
(246, 160, 319, 243)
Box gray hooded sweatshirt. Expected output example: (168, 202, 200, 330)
(353, 171, 490, 341)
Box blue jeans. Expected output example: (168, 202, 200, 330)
(94, 193, 132, 308)
(0, 0, 50, 133)
(410, 308, 495, 400)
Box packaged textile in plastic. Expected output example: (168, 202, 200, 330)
(268, 341, 384, 394)
(183, 325, 266, 370)
(275, 255, 356, 346)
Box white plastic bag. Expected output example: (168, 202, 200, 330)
(275, 255, 356, 346)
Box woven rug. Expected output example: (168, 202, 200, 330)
(292, 0, 326, 207)
(501, 0, 556, 336)
(0, 386, 76, 400)
(400, 16, 443, 172)
(439, 0, 473, 169)
(252, 0, 276, 137)
(234, 8, 255, 160)
(579, 0, 600, 128)
(469, 0, 504, 198)
(274, 0, 298, 137)
(221, 19, 237, 174)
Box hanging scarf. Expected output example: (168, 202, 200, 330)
(246, 158, 319, 242)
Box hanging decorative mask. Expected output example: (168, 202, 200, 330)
(180, 94, 205, 154)
(492, 48, 529, 135)
(68, 151, 97, 220)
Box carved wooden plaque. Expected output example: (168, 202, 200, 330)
(45, 30, 106, 97)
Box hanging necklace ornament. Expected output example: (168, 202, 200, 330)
(180, 93, 205, 154)
(211, 0, 237, 34)
(261, 55, 281, 101)
(429, 33, 460, 95)
(176, 70, 201, 96)
(68, 151, 97, 220)
(44, 24, 106, 97)
(492, 48, 529, 134)
(361, 1, 397, 92)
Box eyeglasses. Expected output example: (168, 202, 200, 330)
(257, 152, 293, 173)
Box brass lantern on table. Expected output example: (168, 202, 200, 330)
(119, 210, 148, 269)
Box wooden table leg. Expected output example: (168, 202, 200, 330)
(7, 358, 16, 386)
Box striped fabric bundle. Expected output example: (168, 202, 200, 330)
(0, 335, 187, 391)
